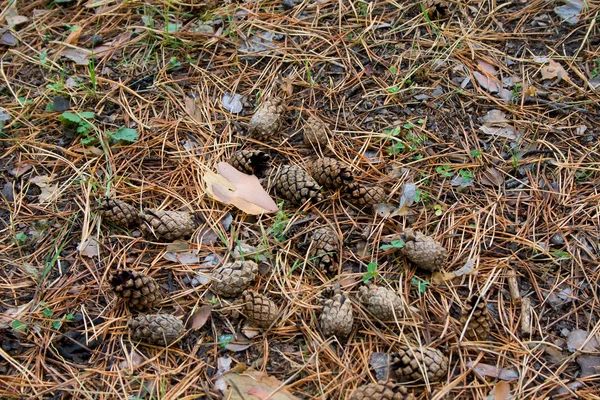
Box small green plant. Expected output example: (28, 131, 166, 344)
(218, 333, 234, 348)
(458, 169, 474, 182)
(414, 189, 431, 203)
(105, 126, 139, 144)
(592, 59, 600, 77)
(433, 204, 443, 216)
(88, 59, 97, 91)
(11, 320, 27, 332)
(388, 141, 406, 155)
(13, 232, 28, 245)
(436, 165, 454, 177)
(168, 56, 181, 69)
(551, 250, 570, 261)
(380, 239, 405, 251)
(411, 277, 429, 294)
(362, 262, 378, 283)
(59, 111, 95, 145)
(52, 313, 74, 330)
(269, 202, 288, 242)
(387, 86, 400, 94)
(470, 149, 482, 158)
(389, 65, 398, 74)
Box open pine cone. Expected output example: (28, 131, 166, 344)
(460, 296, 491, 341)
(139, 209, 197, 241)
(229, 149, 271, 177)
(319, 285, 353, 339)
(310, 227, 339, 274)
(399, 229, 447, 272)
(96, 198, 139, 227)
(110, 269, 163, 310)
(128, 314, 184, 346)
(350, 381, 415, 400)
(242, 291, 280, 328)
(358, 285, 404, 321)
(344, 183, 386, 209)
(391, 346, 449, 383)
(303, 115, 329, 147)
(307, 157, 354, 189)
(211, 260, 258, 297)
(273, 165, 323, 205)
(248, 96, 285, 141)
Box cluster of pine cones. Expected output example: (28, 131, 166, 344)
(95, 95, 493, 399)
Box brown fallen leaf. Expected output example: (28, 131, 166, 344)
(204, 162, 278, 215)
(467, 361, 520, 381)
(78, 237, 100, 258)
(119, 349, 144, 370)
(62, 47, 91, 65)
(540, 59, 569, 82)
(223, 369, 300, 400)
(484, 381, 511, 400)
(186, 305, 212, 330)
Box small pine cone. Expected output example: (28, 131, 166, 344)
(111, 269, 163, 310)
(310, 227, 339, 274)
(399, 229, 447, 272)
(211, 260, 258, 297)
(139, 209, 197, 241)
(344, 183, 386, 209)
(128, 314, 184, 346)
(229, 150, 271, 177)
(460, 297, 491, 341)
(350, 381, 415, 400)
(319, 286, 353, 339)
(358, 285, 404, 321)
(303, 115, 329, 147)
(242, 291, 280, 328)
(96, 198, 139, 227)
(248, 96, 285, 141)
(274, 165, 323, 205)
(391, 346, 449, 383)
(307, 157, 354, 189)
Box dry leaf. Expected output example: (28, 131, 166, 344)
(163, 250, 200, 265)
(92, 32, 133, 58)
(186, 305, 212, 330)
(9, 164, 32, 178)
(480, 167, 505, 187)
(483, 109, 508, 124)
(0, 302, 31, 328)
(473, 71, 502, 94)
(554, 0, 584, 24)
(479, 125, 518, 141)
(577, 355, 600, 378)
(215, 356, 233, 392)
(185, 96, 203, 123)
(224, 336, 253, 352)
(222, 369, 301, 400)
(467, 361, 520, 381)
(119, 349, 144, 370)
(78, 237, 100, 258)
(62, 48, 91, 65)
(242, 323, 260, 339)
(484, 381, 511, 400)
(477, 60, 497, 75)
(204, 162, 278, 215)
(540, 60, 569, 82)
(567, 329, 599, 352)
(29, 175, 59, 202)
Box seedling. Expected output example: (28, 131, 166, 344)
(12, 232, 27, 245)
(411, 277, 429, 294)
(433, 204, 443, 216)
(11, 320, 27, 332)
(268, 202, 288, 242)
(380, 240, 405, 251)
(470, 149, 482, 158)
(458, 169, 474, 182)
(436, 165, 454, 177)
(362, 262, 378, 283)
(59, 111, 95, 145)
(105, 126, 139, 144)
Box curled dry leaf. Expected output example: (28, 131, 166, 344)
(222, 369, 301, 400)
(78, 237, 100, 258)
(204, 162, 278, 215)
(186, 305, 212, 330)
(467, 361, 520, 381)
(540, 59, 569, 82)
(119, 349, 144, 370)
(484, 381, 511, 400)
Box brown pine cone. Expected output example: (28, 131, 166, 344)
(319, 285, 353, 339)
(242, 290, 280, 328)
(344, 183, 386, 209)
(460, 297, 491, 341)
(350, 381, 415, 400)
(303, 115, 329, 147)
(358, 285, 404, 321)
(211, 260, 258, 297)
(310, 227, 339, 274)
(128, 314, 184, 346)
(399, 229, 447, 272)
(391, 346, 449, 383)
(307, 157, 354, 189)
(273, 165, 323, 205)
(111, 269, 163, 310)
(248, 96, 285, 141)
(229, 149, 271, 177)
(139, 209, 197, 241)
(96, 198, 139, 227)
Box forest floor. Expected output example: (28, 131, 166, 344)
(1, 0, 600, 399)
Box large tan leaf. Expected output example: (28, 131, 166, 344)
(204, 162, 278, 215)
(223, 369, 300, 400)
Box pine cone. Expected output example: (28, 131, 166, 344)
(303, 115, 329, 147)
(211, 260, 258, 297)
(358, 285, 404, 321)
(128, 314, 184, 346)
(242, 291, 280, 328)
(460, 297, 491, 341)
(307, 157, 354, 189)
(139, 209, 197, 241)
(350, 381, 415, 400)
(344, 183, 386, 209)
(399, 229, 447, 272)
(111, 269, 163, 310)
(248, 96, 285, 141)
(391, 346, 449, 383)
(319, 285, 353, 339)
(96, 198, 139, 227)
(310, 227, 339, 274)
(273, 165, 323, 205)
(229, 150, 271, 177)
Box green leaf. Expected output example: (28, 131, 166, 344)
(79, 111, 95, 119)
(411, 277, 429, 293)
(11, 320, 27, 332)
(387, 86, 400, 94)
(43, 308, 53, 318)
(380, 240, 405, 250)
(436, 165, 454, 177)
(66, 313, 74, 321)
(14, 232, 27, 244)
(218, 333, 234, 347)
(434, 204, 443, 216)
(470, 149, 482, 157)
(59, 112, 81, 124)
(105, 127, 139, 143)
(362, 272, 374, 283)
(389, 66, 397, 74)
(80, 136, 97, 146)
(403, 122, 414, 130)
(52, 320, 62, 330)
(367, 262, 377, 273)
